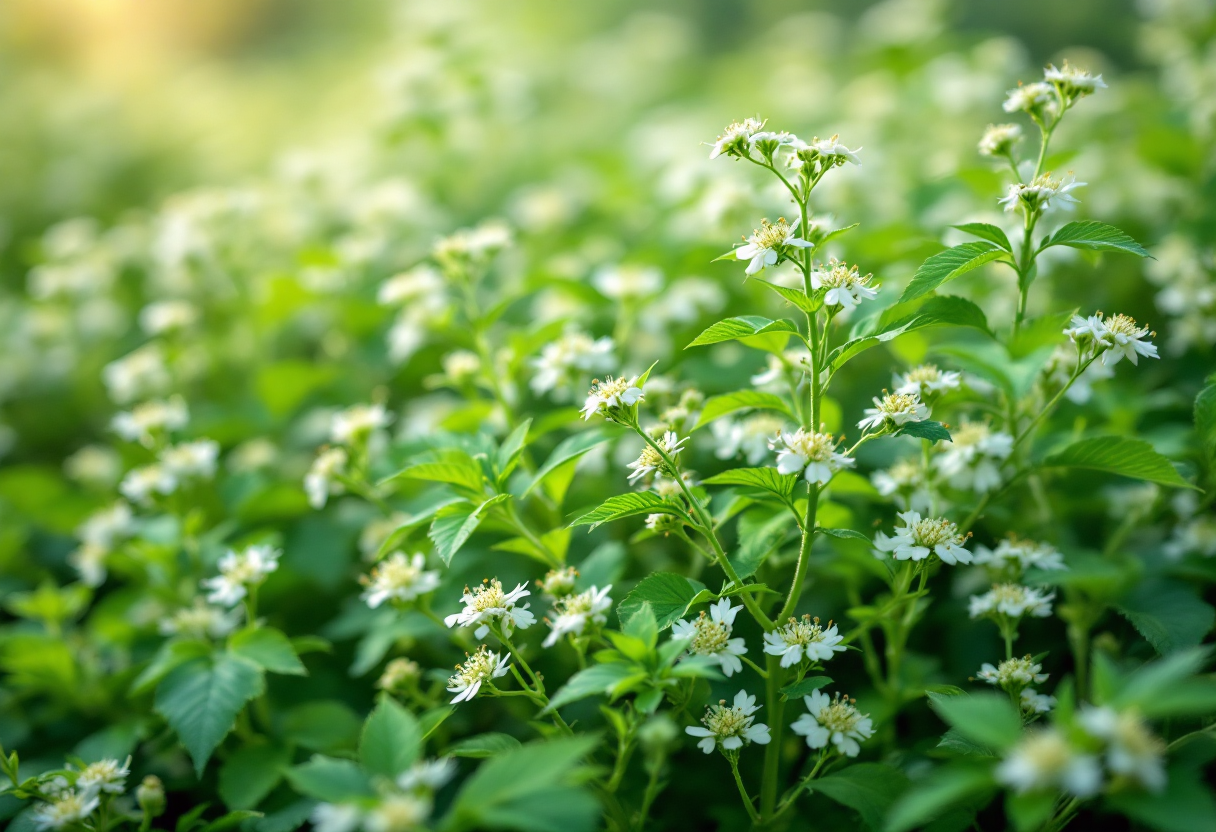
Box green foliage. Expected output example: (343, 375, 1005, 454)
(808, 763, 910, 830)
(154, 655, 266, 776)
(1039, 220, 1151, 257)
(1041, 435, 1195, 488)
(899, 243, 1010, 303)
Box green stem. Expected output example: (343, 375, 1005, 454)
(1013, 358, 1094, 450)
(496, 628, 545, 695)
(774, 751, 828, 818)
(760, 654, 784, 820)
(729, 754, 761, 824)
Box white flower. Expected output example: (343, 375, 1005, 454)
(969, 583, 1055, 620)
(1078, 707, 1167, 792)
(542, 585, 612, 647)
(397, 758, 456, 793)
(973, 537, 1066, 574)
(810, 259, 878, 310)
(871, 458, 933, 513)
(111, 397, 189, 447)
(331, 403, 393, 446)
(433, 220, 511, 264)
(442, 350, 482, 383)
(377, 658, 421, 692)
(708, 118, 765, 159)
(997, 729, 1103, 797)
(1044, 62, 1107, 100)
(713, 414, 787, 465)
(750, 350, 809, 390)
(893, 364, 961, 399)
(748, 130, 799, 158)
(805, 134, 862, 166)
(305, 447, 348, 509)
(627, 431, 687, 484)
(976, 656, 1050, 689)
(361, 553, 441, 608)
(763, 615, 846, 668)
(444, 579, 535, 639)
(1044, 345, 1116, 404)
(672, 599, 748, 677)
(732, 218, 813, 276)
(769, 428, 854, 484)
(378, 265, 444, 306)
(530, 330, 615, 399)
(1002, 82, 1057, 115)
(447, 645, 511, 703)
(310, 803, 363, 832)
(78, 502, 133, 550)
(685, 690, 771, 753)
(139, 300, 197, 334)
(202, 544, 280, 607)
(592, 264, 663, 300)
(31, 792, 100, 830)
(581, 375, 644, 421)
(978, 123, 1022, 157)
(75, 757, 130, 797)
(159, 439, 220, 481)
(857, 391, 930, 432)
(1021, 689, 1057, 714)
(934, 420, 1013, 494)
(70, 543, 108, 587)
(874, 511, 971, 564)
(1097, 313, 1160, 366)
(787, 135, 862, 171)
(103, 344, 170, 404)
(999, 173, 1086, 213)
(1164, 515, 1216, 560)
(365, 795, 432, 832)
(791, 690, 874, 757)
(159, 598, 243, 639)
(119, 465, 177, 505)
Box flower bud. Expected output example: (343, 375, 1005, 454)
(137, 775, 166, 818)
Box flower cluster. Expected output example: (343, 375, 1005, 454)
(809, 259, 878, 311)
(1065, 312, 1159, 366)
(791, 690, 874, 757)
(762, 616, 845, 668)
(874, 511, 971, 564)
(857, 391, 930, 432)
(673, 600, 748, 677)
(768, 427, 854, 485)
(686, 691, 771, 754)
(444, 578, 535, 639)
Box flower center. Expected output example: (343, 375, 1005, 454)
(703, 703, 750, 737)
(880, 392, 921, 415)
(818, 695, 863, 733)
(750, 218, 795, 250)
(783, 429, 835, 461)
(779, 615, 827, 645)
(690, 613, 731, 654)
(1102, 313, 1147, 338)
(469, 580, 507, 612)
(909, 517, 964, 547)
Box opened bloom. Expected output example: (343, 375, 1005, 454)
(530, 329, 615, 399)
(999, 172, 1085, 213)
(686, 690, 771, 753)
(627, 431, 688, 483)
(857, 391, 930, 432)
(331, 403, 392, 446)
(874, 511, 971, 564)
(979, 123, 1022, 157)
(810, 259, 878, 310)
(203, 544, 281, 607)
(361, 552, 440, 608)
(934, 420, 1013, 494)
(444, 578, 535, 639)
(791, 690, 874, 757)
(977, 656, 1049, 690)
(893, 364, 961, 399)
(973, 536, 1066, 574)
(75, 757, 130, 797)
(447, 646, 511, 703)
(581, 375, 644, 421)
(763, 615, 846, 668)
(542, 585, 612, 647)
(1044, 61, 1107, 101)
(305, 446, 348, 509)
(31, 792, 100, 831)
(708, 118, 765, 159)
(732, 218, 812, 276)
(769, 427, 854, 484)
(1078, 706, 1167, 792)
(672, 599, 748, 677)
(997, 729, 1103, 797)
(969, 583, 1055, 620)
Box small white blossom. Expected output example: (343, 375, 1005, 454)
(871, 458, 933, 513)
(530, 330, 615, 399)
(732, 218, 813, 276)
(627, 431, 688, 484)
(444, 579, 535, 639)
(1065, 312, 1159, 366)
(969, 583, 1055, 620)
(763, 615, 846, 668)
(31, 792, 100, 831)
(397, 758, 456, 792)
(159, 439, 220, 481)
(305, 447, 348, 509)
(1044, 344, 1116, 404)
(708, 118, 766, 160)
(997, 729, 1103, 797)
(978, 123, 1022, 157)
(1002, 82, 1057, 116)
(378, 265, 444, 306)
(581, 375, 644, 421)
(139, 300, 197, 334)
(976, 656, 1050, 689)
(672, 599, 748, 677)
(592, 264, 663, 300)
(537, 566, 579, 600)
(1044, 62, 1107, 101)
(874, 511, 971, 564)
(973, 537, 1066, 574)
(361, 553, 441, 608)
(103, 344, 171, 404)
(542, 585, 613, 647)
(202, 544, 280, 607)
(787, 135, 862, 171)
(70, 543, 108, 587)
(1021, 688, 1057, 714)
(791, 690, 874, 757)
(78, 502, 133, 550)
(159, 598, 242, 639)
(442, 350, 482, 383)
(713, 414, 787, 465)
(769, 427, 854, 484)
(310, 803, 363, 832)
(686, 690, 771, 753)
(1078, 707, 1167, 792)
(119, 465, 177, 505)
(893, 364, 961, 399)
(331, 403, 393, 446)
(999, 172, 1086, 214)
(934, 420, 1013, 494)
(1164, 515, 1216, 560)
(447, 645, 511, 703)
(857, 391, 930, 432)
(433, 220, 511, 265)
(111, 397, 189, 447)
(75, 757, 130, 797)
(810, 259, 878, 310)
(365, 795, 431, 832)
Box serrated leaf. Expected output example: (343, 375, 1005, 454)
(1196, 379, 1216, 479)
(1040, 220, 1151, 258)
(758, 281, 820, 314)
(953, 222, 1012, 252)
(523, 430, 613, 498)
(1041, 435, 1196, 489)
(392, 461, 485, 493)
(817, 527, 870, 542)
(448, 732, 522, 758)
(829, 296, 990, 369)
(781, 675, 834, 699)
(1116, 581, 1215, 655)
(284, 755, 373, 803)
(926, 691, 1022, 750)
(685, 316, 798, 349)
(693, 390, 795, 430)
(218, 742, 291, 810)
(616, 572, 704, 630)
(543, 663, 641, 713)
(229, 628, 306, 676)
(807, 763, 909, 831)
(360, 697, 421, 777)
(495, 419, 533, 481)
(885, 764, 995, 832)
(815, 222, 861, 248)
(429, 494, 510, 565)
(899, 242, 1009, 303)
(570, 493, 687, 531)
(702, 467, 798, 501)
(896, 420, 952, 443)
(154, 655, 266, 776)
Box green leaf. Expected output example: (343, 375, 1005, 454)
(430, 494, 510, 565)
(280, 700, 362, 752)
(1040, 220, 1151, 258)
(360, 697, 421, 778)
(758, 281, 820, 314)
(808, 763, 910, 831)
(1116, 581, 1216, 655)
(829, 296, 991, 369)
(616, 572, 704, 630)
(1113, 647, 1216, 717)
(523, 431, 613, 497)
(544, 663, 641, 712)
(1196, 379, 1216, 479)
(953, 222, 1012, 252)
(694, 390, 795, 430)
(392, 459, 485, 494)
(884, 764, 995, 832)
(816, 527, 870, 542)
(899, 242, 1009, 303)
(284, 755, 373, 803)
(702, 467, 798, 501)
(781, 675, 834, 699)
(686, 316, 798, 349)
(228, 628, 306, 676)
(895, 420, 952, 443)
(448, 732, 523, 758)
(218, 741, 291, 810)
(815, 222, 861, 247)
(730, 509, 794, 579)
(1107, 766, 1216, 832)
(570, 493, 688, 531)
(154, 655, 266, 777)
(926, 691, 1022, 750)
(1041, 435, 1196, 489)
(495, 419, 532, 480)
(131, 639, 213, 695)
